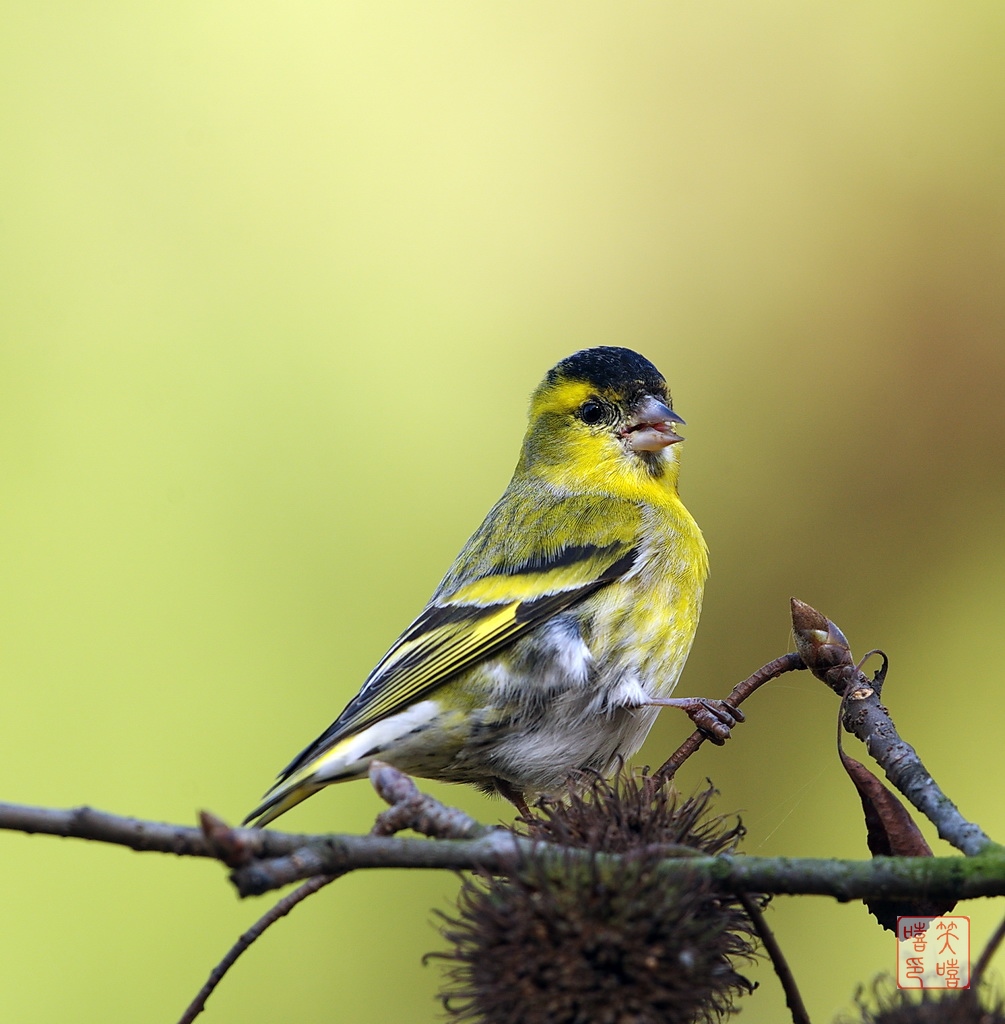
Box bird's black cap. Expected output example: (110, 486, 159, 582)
(546, 346, 667, 398)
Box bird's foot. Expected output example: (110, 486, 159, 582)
(493, 777, 532, 819)
(645, 697, 745, 744)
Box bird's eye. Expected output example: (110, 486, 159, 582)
(578, 400, 606, 424)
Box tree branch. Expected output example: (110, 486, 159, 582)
(5, 794, 1004, 903)
(2, 592, 1000, 905)
(2, 598, 1002, 1024)
(232, 839, 1005, 900)
(790, 598, 997, 856)
(0, 802, 320, 862)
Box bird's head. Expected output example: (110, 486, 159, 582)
(519, 347, 686, 496)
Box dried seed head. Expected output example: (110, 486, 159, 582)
(432, 771, 757, 1024)
(521, 770, 744, 857)
(841, 978, 1005, 1024)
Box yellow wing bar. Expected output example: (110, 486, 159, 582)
(276, 541, 637, 781)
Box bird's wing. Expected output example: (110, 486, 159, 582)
(276, 495, 641, 781)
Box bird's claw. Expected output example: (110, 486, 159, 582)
(646, 697, 745, 745)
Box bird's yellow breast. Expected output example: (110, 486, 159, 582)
(589, 494, 707, 696)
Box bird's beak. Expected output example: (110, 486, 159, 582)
(621, 395, 685, 451)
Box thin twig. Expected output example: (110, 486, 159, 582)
(739, 893, 812, 1024)
(966, 910, 1005, 998)
(369, 762, 491, 839)
(650, 652, 805, 786)
(176, 761, 494, 1022)
(176, 873, 338, 1024)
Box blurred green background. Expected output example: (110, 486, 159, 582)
(2, 3, 1004, 1022)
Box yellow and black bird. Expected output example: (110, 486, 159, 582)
(245, 346, 734, 826)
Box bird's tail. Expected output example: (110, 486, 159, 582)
(242, 778, 326, 828)
(243, 700, 445, 827)
(242, 738, 366, 828)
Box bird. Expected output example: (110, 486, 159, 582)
(244, 346, 738, 827)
